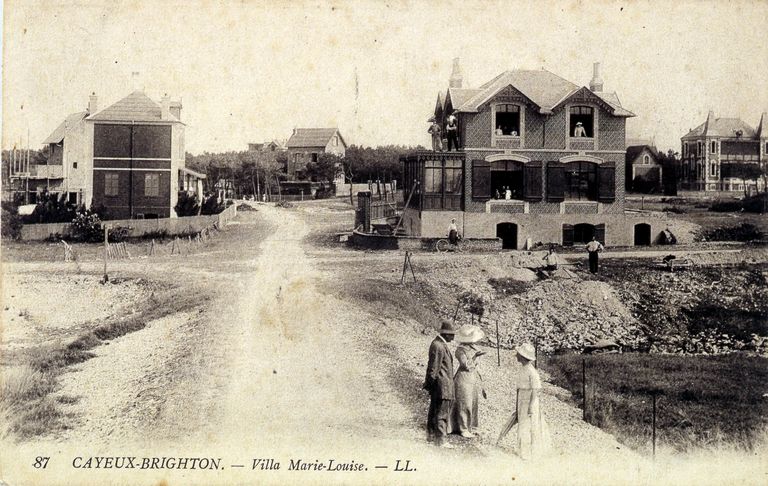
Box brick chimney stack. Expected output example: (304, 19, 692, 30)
(589, 62, 604, 92)
(161, 93, 171, 120)
(88, 92, 98, 114)
(449, 58, 463, 89)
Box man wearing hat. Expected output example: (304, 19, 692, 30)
(445, 111, 460, 151)
(428, 118, 443, 152)
(573, 121, 587, 137)
(423, 320, 458, 448)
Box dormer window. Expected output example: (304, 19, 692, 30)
(570, 106, 594, 138)
(494, 104, 520, 136)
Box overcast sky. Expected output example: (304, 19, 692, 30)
(3, 0, 768, 154)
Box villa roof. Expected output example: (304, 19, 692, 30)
(88, 91, 180, 123)
(42, 111, 88, 144)
(453, 69, 634, 117)
(286, 128, 345, 148)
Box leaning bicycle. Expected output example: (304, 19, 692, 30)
(435, 236, 466, 252)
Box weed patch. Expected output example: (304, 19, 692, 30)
(544, 352, 768, 452)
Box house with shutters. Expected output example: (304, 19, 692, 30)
(42, 90, 205, 219)
(402, 61, 664, 248)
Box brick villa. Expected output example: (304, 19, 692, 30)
(402, 61, 663, 248)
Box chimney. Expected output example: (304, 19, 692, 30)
(449, 58, 463, 89)
(131, 71, 143, 92)
(161, 93, 171, 120)
(88, 92, 98, 114)
(589, 62, 604, 92)
(169, 99, 182, 120)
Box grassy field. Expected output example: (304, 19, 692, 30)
(543, 352, 768, 453)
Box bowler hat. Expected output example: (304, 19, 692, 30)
(438, 320, 458, 335)
(516, 343, 536, 361)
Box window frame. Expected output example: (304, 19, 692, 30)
(563, 161, 599, 201)
(491, 102, 525, 148)
(144, 173, 160, 197)
(104, 172, 120, 197)
(568, 105, 596, 139)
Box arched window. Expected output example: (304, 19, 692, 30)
(494, 104, 520, 136)
(643, 154, 650, 165)
(570, 106, 594, 138)
(564, 162, 598, 200)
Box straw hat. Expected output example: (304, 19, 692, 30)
(438, 320, 458, 335)
(456, 325, 485, 344)
(576, 121, 583, 126)
(516, 343, 536, 361)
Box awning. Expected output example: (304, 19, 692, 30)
(180, 166, 206, 179)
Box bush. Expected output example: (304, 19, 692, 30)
(174, 192, 200, 217)
(70, 212, 103, 242)
(1, 203, 23, 240)
(742, 192, 768, 213)
(709, 200, 743, 212)
(22, 191, 77, 224)
(200, 194, 224, 215)
(662, 206, 687, 214)
(698, 223, 763, 242)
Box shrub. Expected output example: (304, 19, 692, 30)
(698, 223, 762, 242)
(23, 191, 77, 224)
(200, 194, 224, 215)
(709, 200, 743, 212)
(1, 203, 23, 240)
(174, 192, 200, 217)
(742, 192, 768, 214)
(70, 212, 103, 242)
(662, 206, 687, 214)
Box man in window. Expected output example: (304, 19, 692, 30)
(446, 111, 459, 151)
(573, 122, 587, 137)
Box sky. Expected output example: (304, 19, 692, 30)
(3, 0, 768, 155)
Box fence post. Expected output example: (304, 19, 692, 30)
(582, 358, 587, 422)
(496, 319, 501, 367)
(102, 225, 109, 283)
(652, 392, 657, 460)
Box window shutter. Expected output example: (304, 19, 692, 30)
(595, 223, 606, 245)
(472, 160, 491, 199)
(547, 162, 565, 202)
(562, 224, 574, 247)
(523, 161, 543, 201)
(598, 163, 616, 203)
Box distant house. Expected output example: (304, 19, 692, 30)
(41, 90, 205, 219)
(285, 128, 346, 181)
(680, 111, 767, 193)
(625, 145, 663, 193)
(248, 140, 286, 152)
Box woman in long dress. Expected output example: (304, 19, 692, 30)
(514, 343, 552, 459)
(451, 326, 486, 438)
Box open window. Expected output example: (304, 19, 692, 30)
(491, 160, 524, 199)
(494, 104, 521, 136)
(564, 162, 598, 200)
(570, 106, 594, 138)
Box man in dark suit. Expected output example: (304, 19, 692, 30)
(424, 320, 458, 448)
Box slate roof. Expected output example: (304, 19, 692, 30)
(454, 69, 634, 117)
(682, 118, 757, 140)
(626, 145, 660, 164)
(42, 111, 88, 144)
(446, 87, 481, 111)
(286, 128, 345, 148)
(88, 91, 180, 123)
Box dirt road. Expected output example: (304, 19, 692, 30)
(4, 203, 763, 485)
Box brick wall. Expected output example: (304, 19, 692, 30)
(462, 112, 492, 148)
(525, 105, 545, 149)
(545, 110, 568, 150)
(599, 115, 626, 151)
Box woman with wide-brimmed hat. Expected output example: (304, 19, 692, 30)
(512, 342, 552, 458)
(450, 325, 487, 438)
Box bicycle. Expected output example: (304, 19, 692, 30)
(435, 236, 466, 252)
